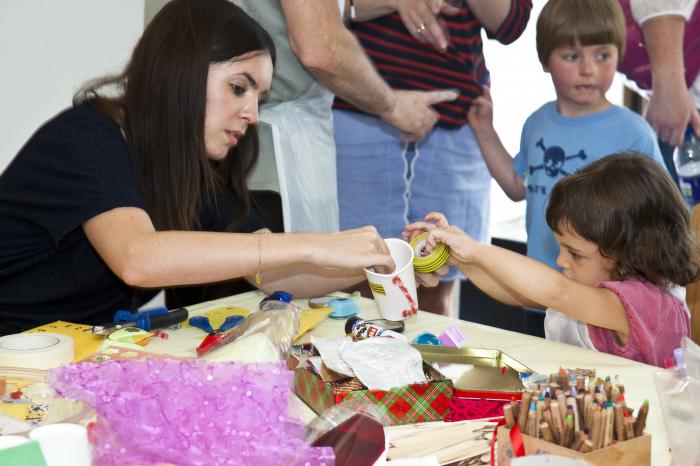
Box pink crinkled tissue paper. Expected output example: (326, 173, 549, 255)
(48, 359, 334, 466)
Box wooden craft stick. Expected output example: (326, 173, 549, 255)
(571, 430, 588, 451)
(624, 414, 635, 440)
(549, 401, 565, 445)
(561, 414, 573, 448)
(614, 403, 624, 442)
(633, 400, 649, 437)
(590, 408, 603, 450)
(540, 422, 554, 443)
(518, 391, 532, 432)
(503, 403, 515, 429)
(543, 407, 559, 444)
(578, 439, 594, 453)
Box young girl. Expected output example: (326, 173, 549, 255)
(405, 152, 699, 366)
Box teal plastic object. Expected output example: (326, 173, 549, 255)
(412, 332, 441, 345)
(328, 298, 359, 319)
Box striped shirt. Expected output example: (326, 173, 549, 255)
(334, 1, 532, 129)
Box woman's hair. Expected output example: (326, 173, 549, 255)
(546, 152, 700, 286)
(536, 0, 626, 67)
(74, 0, 276, 231)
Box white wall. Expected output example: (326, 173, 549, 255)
(0, 0, 144, 173)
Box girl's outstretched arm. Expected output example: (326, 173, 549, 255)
(428, 228, 629, 338)
(405, 213, 537, 307)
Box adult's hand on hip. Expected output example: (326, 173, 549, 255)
(381, 89, 459, 141)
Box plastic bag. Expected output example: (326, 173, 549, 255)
(260, 82, 339, 233)
(652, 337, 700, 466)
(225, 298, 301, 360)
(306, 403, 387, 466)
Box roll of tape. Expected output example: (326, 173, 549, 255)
(410, 232, 449, 273)
(0, 333, 74, 370)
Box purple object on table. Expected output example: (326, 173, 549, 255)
(438, 325, 467, 348)
(48, 360, 334, 466)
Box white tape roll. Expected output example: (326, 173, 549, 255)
(0, 333, 74, 369)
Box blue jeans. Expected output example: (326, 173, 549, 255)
(334, 110, 491, 280)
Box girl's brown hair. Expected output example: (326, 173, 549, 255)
(536, 0, 626, 67)
(546, 152, 700, 286)
(74, 0, 275, 231)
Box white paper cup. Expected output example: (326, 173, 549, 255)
(364, 238, 418, 321)
(29, 423, 91, 466)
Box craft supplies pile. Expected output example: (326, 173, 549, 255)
(1, 289, 697, 466)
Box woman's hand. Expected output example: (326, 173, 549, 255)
(311, 226, 395, 273)
(395, 0, 461, 52)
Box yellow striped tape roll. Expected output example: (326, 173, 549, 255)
(409, 232, 449, 273)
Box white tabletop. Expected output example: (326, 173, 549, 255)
(146, 290, 671, 466)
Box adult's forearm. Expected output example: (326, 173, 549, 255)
(257, 264, 365, 298)
(642, 15, 686, 91)
(112, 230, 315, 288)
(466, 0, 512, 33)
(347, 0, 397, 21)
(282, 0, 395, 117)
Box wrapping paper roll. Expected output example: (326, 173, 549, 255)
(0, 333, 74, 369)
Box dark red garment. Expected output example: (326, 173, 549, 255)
(619, 0, 700, 90)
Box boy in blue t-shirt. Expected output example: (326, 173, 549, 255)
(468, 0, 663, 270)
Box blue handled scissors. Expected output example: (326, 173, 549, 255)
(189, 315, 244, 335)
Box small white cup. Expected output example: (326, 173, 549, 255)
(364, 238, 418, 321)
(29, 423, 91, 466)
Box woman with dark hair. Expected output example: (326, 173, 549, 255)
(0, 0, 393, 335)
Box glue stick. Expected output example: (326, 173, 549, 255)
(344, 317, 406, 341)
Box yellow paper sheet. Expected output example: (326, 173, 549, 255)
(204, 306, 250, 329)
(26, 321, 102, 362)
(295, 307, 332, 341)
(0, 403, 30, 420)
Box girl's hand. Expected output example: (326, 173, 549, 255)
(415, 264, 449, 287)
(426, 225, 476, 264)
(467, 86, 495, 136)
(402, 212, 450, 241)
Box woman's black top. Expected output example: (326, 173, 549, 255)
(0, 104, 263, 334)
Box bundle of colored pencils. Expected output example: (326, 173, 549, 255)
(502, 369, 648, 452)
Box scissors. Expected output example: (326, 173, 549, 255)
(189, 315, 244, 335)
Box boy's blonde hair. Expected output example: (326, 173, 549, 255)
(536, 0, 626, 67)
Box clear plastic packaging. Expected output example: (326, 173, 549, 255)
(306, 403, 386, 466)
(218, 298, 301, 360)
(652, 337, 700, 466)
(0, 367, 93, 435)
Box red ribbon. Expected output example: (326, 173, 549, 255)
(490, 419, 526, 466)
